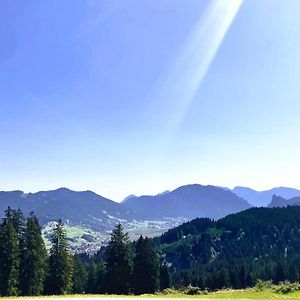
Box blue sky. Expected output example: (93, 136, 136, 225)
(1, 0, 300, 201)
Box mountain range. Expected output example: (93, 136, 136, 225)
(1, 184, 300, 234)
(232, 186, 300, 207)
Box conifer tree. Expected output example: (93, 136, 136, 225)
(133, 236, 159, 294)
(4, 208, 26, 255)
(229, 268, 238, 288)
(159, 263, 170, 290)
(10, 208, 26, 238)
(96, 261, 106, 294)
(20, 213, 47, 296)
(0, 218, 20, 296)
(274, 262, 285, 284)
(46, 220, 73, 295)
(105, 224, 132, 294)
(238, 264, 247, 288)
(86, 260, 97, 294)
(217, 267, 230, 289)
(72, 255, 87, 294)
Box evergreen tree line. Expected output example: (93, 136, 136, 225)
(0, 208, 169, 296)
(0, 208, 47, 296)
(3, 206, 300, 295)
(77, 224, 170, 295)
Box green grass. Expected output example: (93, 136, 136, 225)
(151, 289, 300, 299)
(3, 290, 300, 299)
(196, 289, 300, 299)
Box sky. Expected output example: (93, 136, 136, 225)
(1, 0, 300, 201)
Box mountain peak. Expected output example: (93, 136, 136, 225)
(268, 194, 288, 208)
(52, 187, 72, 193)
(122, 184, 251, 220)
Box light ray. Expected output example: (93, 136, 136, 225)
(154, 0, 244, 134)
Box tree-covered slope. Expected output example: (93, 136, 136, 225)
(158, 206, 300, 289)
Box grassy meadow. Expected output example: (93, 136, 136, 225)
(2, 289, 300, 300)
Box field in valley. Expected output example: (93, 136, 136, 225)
(42, 218, 186, 254)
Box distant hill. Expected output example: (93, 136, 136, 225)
(0, 188, 137, 230)
(122, 184, 251, 220)
(268, 194, 300, 208)
(232, 186, 300, 207)
(156, 205, 300, 289)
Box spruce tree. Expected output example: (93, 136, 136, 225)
(72, 255, 87, 294)
(105, 224, 132, 294)
(159, 263, 170, 290)
(20, 213, 47, 296)
(217, 267, 230, 289)
(238, 264, 247, 288)
(86, 260, 97, 294)
(96, 261, 106, 294)
(133, 236, 159, 294)
(9, 208, 26, 238)
(4, 208, 26, 256)
(46, 220, 73, 295)
(229, 268, 238, 288)
(274, 262, 285, 284)
(0, 218, 20, 296)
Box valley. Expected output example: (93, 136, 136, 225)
(2, 184, 300, 253)
(42, 218, 187, 254)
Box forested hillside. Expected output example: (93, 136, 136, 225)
(2, 205, 300, 296)
(157, 206, 300, 289)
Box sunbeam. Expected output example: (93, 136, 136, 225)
(155, 0, 244, 134)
